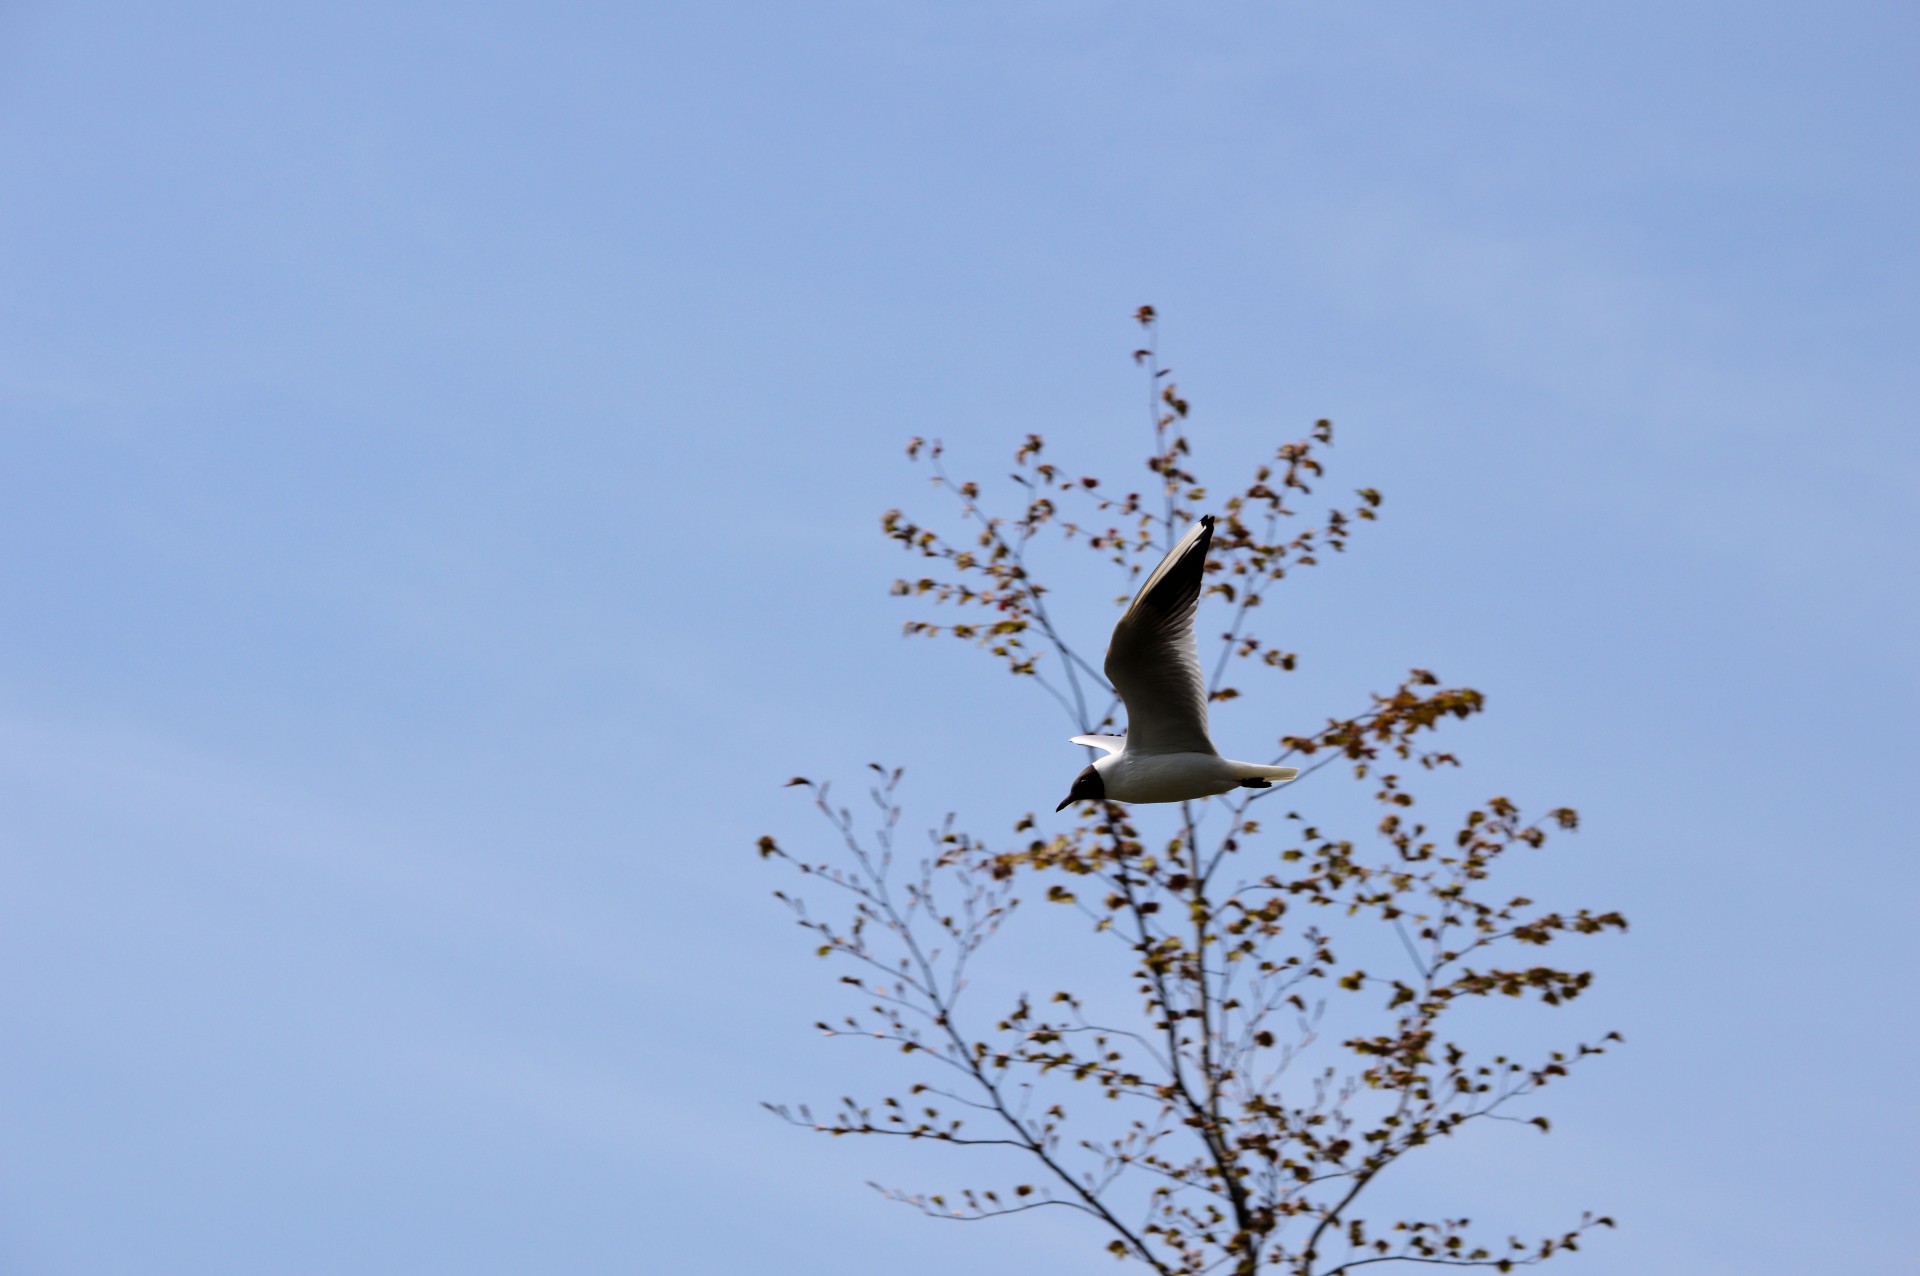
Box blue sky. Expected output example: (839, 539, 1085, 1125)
(2, 2, 1915, 1272)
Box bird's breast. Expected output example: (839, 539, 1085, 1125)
(1102, 752, 1243, 804)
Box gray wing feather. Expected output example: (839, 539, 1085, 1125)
(1103, 516, 1217, 756)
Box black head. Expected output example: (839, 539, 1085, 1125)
(1055, 764, 1105, 812)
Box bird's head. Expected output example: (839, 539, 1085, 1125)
(1055, 763, 1105, 812)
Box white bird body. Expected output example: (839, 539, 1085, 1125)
(1070, 737, 1296, 803)
(1056, 516, 1300, 811)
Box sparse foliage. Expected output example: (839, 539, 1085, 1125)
(759, 308, 1624, 1275)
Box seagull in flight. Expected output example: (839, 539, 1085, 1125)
(1056, 515, 1299, 812)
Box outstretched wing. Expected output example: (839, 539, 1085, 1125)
(1103, 516, 1217, 757)
(1068, 734, 1126, 756)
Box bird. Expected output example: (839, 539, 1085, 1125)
(1056, 515, 1299, 812)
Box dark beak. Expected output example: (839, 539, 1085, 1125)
(1055, 796, 1074, 812)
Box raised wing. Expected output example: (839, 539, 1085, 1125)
(1068, 734, 1126, 756)
(1103, 516, 1217, 756)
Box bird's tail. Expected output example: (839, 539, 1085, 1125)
(1235, 763, 1301, 786)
